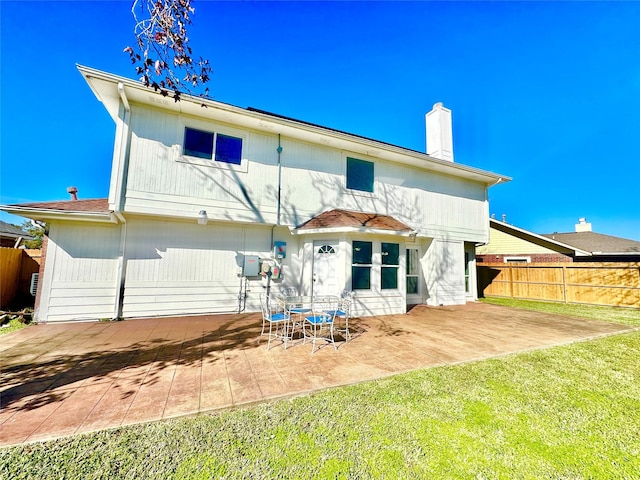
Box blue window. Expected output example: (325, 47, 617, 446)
(346, 157, 374, 192)
(184, 127, 243, 165)
(184, 128, 213, 159)
(215, 133, 243, 165)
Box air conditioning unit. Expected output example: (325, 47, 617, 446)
(30, 273, 39, 296)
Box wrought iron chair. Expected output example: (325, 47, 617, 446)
(259, 293, 291, 350)
(280, 287, 310, 343)
(303, 296, 338, 353)
(328, 291, 354, 342)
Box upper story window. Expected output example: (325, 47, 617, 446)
(346, 157, 374, 193)
(183, 127, 243, 165)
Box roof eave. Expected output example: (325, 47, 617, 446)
(0, 205, 118, 224)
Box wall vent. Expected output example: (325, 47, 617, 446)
(29, 273, 39, 296)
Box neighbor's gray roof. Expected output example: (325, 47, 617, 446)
(0, 220, 33, 239)
(541, 231, 640, 254)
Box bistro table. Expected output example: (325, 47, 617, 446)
(277, 295, 341, 351)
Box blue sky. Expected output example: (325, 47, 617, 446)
(1, 1, 639, 240)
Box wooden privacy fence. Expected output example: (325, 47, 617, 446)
(0, 247, 41, 309)
(478, 262, 640, 309)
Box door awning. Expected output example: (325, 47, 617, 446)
(292, 209, 416, 237)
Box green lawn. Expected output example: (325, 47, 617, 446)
(2, 301, 639, 479)
(480, 297, 640, 326)
(0, 319, 29, 336)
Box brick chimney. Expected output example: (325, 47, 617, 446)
(426, 102, 454, 162)
(575, 217, 592, 232)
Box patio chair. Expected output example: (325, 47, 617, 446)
(328, 291, 354, 342)
(259, 293, 291, 350)
(303, 296, 338, 354)
(280, 287, 310, 343)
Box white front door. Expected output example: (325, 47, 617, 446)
(312, 241, 339, 297)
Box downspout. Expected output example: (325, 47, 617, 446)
(113, 83, 131, 320)
(269, 134, 283, 252)
(267, 135, 283, 297)
(276, 134, 283, 226)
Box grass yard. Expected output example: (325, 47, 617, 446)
(1, 302, 639, 479)
(480, 297, 640, 326)
(0, 318, 29, 336)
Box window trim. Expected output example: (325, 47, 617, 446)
(177, 123, 248, 173)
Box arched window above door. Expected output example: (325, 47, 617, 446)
(317, 245, 336, 254)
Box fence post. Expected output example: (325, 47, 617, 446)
(509, 263, 514, 298)
(562, 264, 567, 304)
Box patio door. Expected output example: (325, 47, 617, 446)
(312, 241, 339, 297)
(406, 247, 422, 305)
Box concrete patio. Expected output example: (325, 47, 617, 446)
(0, 302, 633, 447)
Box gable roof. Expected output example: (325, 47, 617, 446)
(77, 64, 511, 187)
(0, 198, 115, 224)
(295, 209, 414, 236)
(541, 231, 640, 255)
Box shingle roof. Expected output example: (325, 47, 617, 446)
(298, 209, 412, 232)
(10, 198, 110, 213)
(0, 220, 33, 239)
(541, 231, 640, 254)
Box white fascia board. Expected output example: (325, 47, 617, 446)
(77, 65, 511, 186)
(489, 218, 592, 256)
(0, 206, 118, 224)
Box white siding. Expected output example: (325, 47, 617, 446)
(120, 104, 489, 243)
(121, 218, 296, 317)
(423, 239, 465, 306)
(40, 222, 120, 322)
(124, 105, 280, 224)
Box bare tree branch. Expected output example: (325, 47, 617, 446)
(124, 0, 212, 102)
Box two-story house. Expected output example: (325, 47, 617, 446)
(2, 66, 509, 323)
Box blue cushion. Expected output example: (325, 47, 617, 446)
(270, 313, 289, 321)
(325, 310, 346, 317)
(305, 314, 333, 324)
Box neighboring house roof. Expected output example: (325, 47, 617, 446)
(1, 198, 115, 224)
(541, 232, 640, 255)
(481, 218, 591, 256)
(295, 209, 414, 236)
(0, 220, 32, 240)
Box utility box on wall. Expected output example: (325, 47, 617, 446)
(273, 241, 286, 259)
(242, 255, 260, 277)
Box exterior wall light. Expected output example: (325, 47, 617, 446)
(197, 210, 208, 225)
